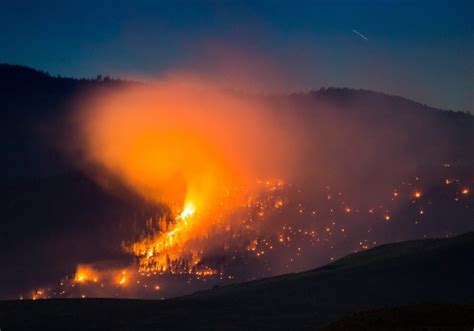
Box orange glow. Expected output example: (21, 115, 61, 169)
(461, 188, 469, 195)
(74, 265, 99, 284)
(274, 199, 284, 208)
(194, 268, 218, 277)
(31, 289, 46, 300)
(414, 191, 422, 199)
(116, 271, 129, 286)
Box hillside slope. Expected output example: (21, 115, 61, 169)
(1, 232, 473, 330)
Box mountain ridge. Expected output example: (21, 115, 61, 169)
(1, 63, 471, 116)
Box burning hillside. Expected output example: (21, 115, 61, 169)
(16, 76, 473, 300)
(24, 169, 472, 300)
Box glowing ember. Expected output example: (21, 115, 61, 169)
(31, 289, 46, 300)
(116, 271, 129, 286)
(74, 265, 99, 284)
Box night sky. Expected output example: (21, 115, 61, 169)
(1, 0, 473, 111)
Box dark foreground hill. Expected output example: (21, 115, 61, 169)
(320, 304, 474, 331)
(319, 304, 474, 330)
(1, 232, 473, 330)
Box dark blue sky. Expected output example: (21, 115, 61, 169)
(1, 0, 473, 112)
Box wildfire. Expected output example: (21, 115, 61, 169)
(23, 166, 473, 299)
(31, 76, 469, 300)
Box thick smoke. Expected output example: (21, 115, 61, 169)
(75, 74, 298, 217)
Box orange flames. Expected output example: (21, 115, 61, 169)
(72, 265, 135, 288)
(116, 270, 129, 286)
(74, 265, 99, 283)
(126, 179, 286, 274)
